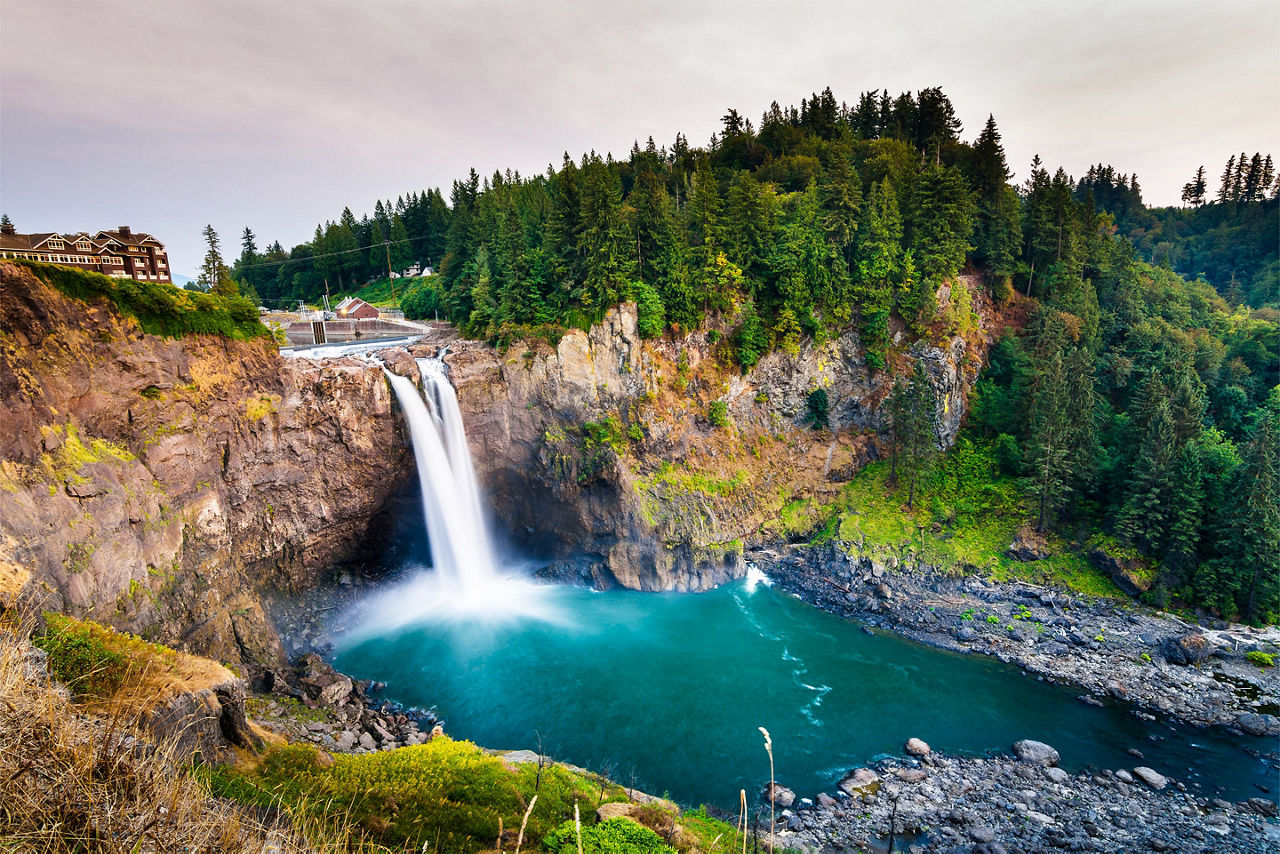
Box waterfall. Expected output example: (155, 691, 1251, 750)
(358, 351, 559, 630)
(382, 358, 498, 589)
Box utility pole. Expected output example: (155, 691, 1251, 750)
(385, 239, 397, 306)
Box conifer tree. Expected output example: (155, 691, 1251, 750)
(855, 179, 902, 368)
(1180, 166, 1207, 207)
(197, 225, 236, 296)
(887, 362, 939, 508)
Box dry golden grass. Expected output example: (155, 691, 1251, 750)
(0, 619, 373, 853)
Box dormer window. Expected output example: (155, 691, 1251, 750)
(48, 238, 65, 250)
(76, 240, 90, 251)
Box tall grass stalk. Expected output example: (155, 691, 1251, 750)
(514, 793, 537, 854)
(759, 726, 774, 854)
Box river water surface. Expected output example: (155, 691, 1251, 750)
(333, 571, 1274, 808)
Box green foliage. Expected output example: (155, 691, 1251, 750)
(1246, 651, 1275, 668)
(204, 739, 634, 853)
(635, 279, 666, 339)
(805, 388, 830, 430)
(20, 261, 268, 340)
(33, 613, 128, 699)
(543, 817, 676, 854)
(707, 400, 729, 428)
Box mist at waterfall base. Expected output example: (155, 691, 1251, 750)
(344, 361, 1274, 809)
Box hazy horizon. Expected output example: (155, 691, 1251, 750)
(3, 0, 1277, 277)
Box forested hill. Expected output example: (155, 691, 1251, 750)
(233, 86, 1277, 623)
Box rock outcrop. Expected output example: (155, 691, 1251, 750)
(0, 262, 409, 674)
(439, 275, 997, 591)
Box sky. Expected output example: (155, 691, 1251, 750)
(2, 0, 1277, 278)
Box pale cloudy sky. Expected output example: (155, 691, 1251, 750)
(2, 0, 1276, 277)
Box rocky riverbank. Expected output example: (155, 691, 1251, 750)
(763, 543, 1280, 737)
(768, 738, 1278, 853)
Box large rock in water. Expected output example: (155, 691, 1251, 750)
(1160, 633, 1214, 665)
(1012, 739, 1060, 766)
(761, 781, 796, 808)
(1237, 712, 1280, 736)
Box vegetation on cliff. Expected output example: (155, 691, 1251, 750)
(14, 259, 268, 340)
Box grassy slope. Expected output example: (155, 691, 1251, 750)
(201, 739, 743, 853)
(14, 259, 269, 340)
(781, 437, 1124, 598)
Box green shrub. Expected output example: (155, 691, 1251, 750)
(19, 260, 268, 340)
(708, 400, 729, 428)
(33, 612, 129, 699)
(805, 388, 829, 430)
(1246, 650, 1275, 668)
(544, 817, 676, 854)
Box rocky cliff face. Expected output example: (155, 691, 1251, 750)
(0, 262, 408, 674)
(436, 275, 997, 591)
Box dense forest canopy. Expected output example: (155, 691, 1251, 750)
(230, 86, 1277, 622)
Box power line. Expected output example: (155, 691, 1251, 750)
(235, 233, 432, 271)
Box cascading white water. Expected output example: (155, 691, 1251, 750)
(416, 357, 496, 582)
(370, 355, 558, 628)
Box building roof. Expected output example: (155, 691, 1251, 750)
(94, 227, 164, 248)
(0, 232, 58, 252)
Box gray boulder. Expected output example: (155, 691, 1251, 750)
(1237, 712, 1280, 736)
(1132, 766, 1167, 790)
(1012, 739, 1060, 766)
(761, 781, 796, 808)
(1160, 633, 1214, 665)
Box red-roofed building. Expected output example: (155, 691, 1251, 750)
(333, 296, 380, 319)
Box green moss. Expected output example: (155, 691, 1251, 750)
(637, 462, 750, 500)
(18, 260, 268, 340)
(202, 739, 639, 853)
(818, 440, 1124, 599)
(33, 613, 129, 699)
(1246, 651, 1275, 668)
(244, 393, 279, 421)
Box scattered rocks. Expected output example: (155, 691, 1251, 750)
(777, 748, 1278, 853)
(1012, 739, 1060, 766)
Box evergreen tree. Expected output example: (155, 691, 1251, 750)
(887, 362, 939, 508)
(1233, 412, 1280, 621)
(196, 225, 236, 296)
(819, 150, 862, 262)
(732, 298, 768, 369)
(855, 179, 902, 368)
(908, 162, 975, 296)
(1180, 166, 1207, 207)
(634, 279, 665, 338)
(1217, 155, 1237, 203)
(578, 156, 634, 307)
